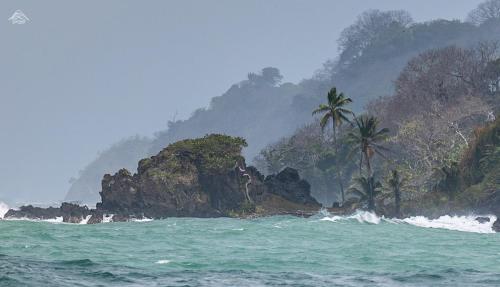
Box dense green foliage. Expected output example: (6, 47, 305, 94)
(155, 134, 247, 173)
(459, 117, 500, 191)
(134, 134, 248, 193)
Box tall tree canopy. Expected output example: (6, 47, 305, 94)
(338, 9, 413, 65)
(468, 0, 500, 26)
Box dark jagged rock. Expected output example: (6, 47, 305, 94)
(4, 135, 320, 223)
(264, 167, 316, 205)
(98, 169, 142, 214)
(87, 212, 103, 224)
(4, 203, 92, 223)
(475, 216, 490, 224)
(493, 218, 500, 232)
(60, 202, 90, 223)
(110, 214, 129, 222)
(97, 135, 320, 219)
(4, 205, 62, 220)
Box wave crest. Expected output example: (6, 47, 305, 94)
(321, 210, 496, 233)
(0, 201, 9, 219)
(398, 215, 496, 234)
(321, 210, 381, 224)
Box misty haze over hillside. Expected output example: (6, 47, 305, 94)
(0, 0, 484, 204)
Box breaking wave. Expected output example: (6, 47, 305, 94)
(0, 201, 9, 218)
(321, 210, 381, 224)
(397, 215, 496, 234)
(80, 215, 92, 224)
(2, 212, 154, 224)
(321, 210, 496, 233)
(102, 214, 114, 223)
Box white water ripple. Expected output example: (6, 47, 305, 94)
(155, 259, 171, 264)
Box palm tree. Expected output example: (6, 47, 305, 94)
(388, 170, 404, 218)
(312, 87, 353, 204)
(348, 175, 382, 207)
(347, 115, 389, 210)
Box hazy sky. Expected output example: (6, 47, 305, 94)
(0, 0, 484, 204)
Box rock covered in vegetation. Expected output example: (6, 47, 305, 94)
(97, 134, 320, 218)
(4, 135, 319, 223)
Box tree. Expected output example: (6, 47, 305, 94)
(247, 67, 283, 87)
(379, 44, 497, 133)
(431, 162, 462, 199)
(348, 175, 382, 208)
(388, 170, 404, 218)
(393, 98, 491, 175)
(347, 115, 389, 210)
(338, 9, 413, 64)
(312, 87, 353, 204)
(467, 0, 500, 26)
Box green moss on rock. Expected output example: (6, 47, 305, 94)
(155, 134, 247, 173)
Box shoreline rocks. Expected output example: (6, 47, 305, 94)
(4, 135, 320, 223)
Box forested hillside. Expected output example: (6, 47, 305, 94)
(259, 27, 500, 206)
(66, 2, 500, 204)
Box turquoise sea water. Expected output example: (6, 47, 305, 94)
(1, 213, 500, 287)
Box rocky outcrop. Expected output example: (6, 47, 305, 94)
(475, 216, 490, 224)
(4, 134, 320, 223)
(263, 167, 317, 205)
(97, 135, 319, 218)
(4, 203, 92, 223)
(4, 205, 62, 220)
(493, 218, 500, 232)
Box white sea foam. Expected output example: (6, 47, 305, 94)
(44, 217, 64, 223)
(130, 217, 153, 222)
(6, 216, 64, 224)
(321, 210, 381, 224)
(102, 214, 114, 223)
(398, 215, 496, 234)
(155, 259, 171, 264)
(321, 210, 496, 233)
(0, 201, 10, 218)
(3, 212, 156, 224)
(80, 215, 92, 224)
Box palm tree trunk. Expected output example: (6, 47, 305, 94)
(394, 187, 401, 218)
(332, 122, 345, 205)
(364, 150, 374, 211)
(359, 149, 363, 175)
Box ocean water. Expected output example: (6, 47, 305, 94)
(1, 210, 500, 287)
